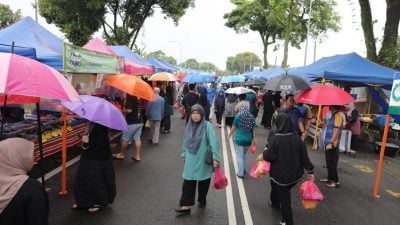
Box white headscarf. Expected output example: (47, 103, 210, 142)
(0, 138, 34, 213)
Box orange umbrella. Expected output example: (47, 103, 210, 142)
(104, 74, 156, 101)
(149, 72, 177, 81)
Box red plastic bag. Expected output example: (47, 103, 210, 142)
(173, 102, 180, 109)
(298, 178, 324, 209)
(250, 160, 270, 178)
(249, 142, 257, 154)
(214, 167, 228, 189)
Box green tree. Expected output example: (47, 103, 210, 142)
(0, 4, 22, 29)
(183, 58, 199, 69)
(39, 0, 194, 48)
(224, 0, 284, 67)
(39, 0, 107, 46)
(147, 50, 177, 65)
(359, 0, 400, 68)
(276, 0, 340, 67)
(199, 62, 218, 72)
(226, 52, 262, 73)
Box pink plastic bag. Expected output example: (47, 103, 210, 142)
(214, 167, 228, 189)
(299, 178, 324, 201)
(249, 142, 256, 154)
(250, 160, 270, 178)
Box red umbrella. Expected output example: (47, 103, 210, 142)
(294, 85, 355, 105)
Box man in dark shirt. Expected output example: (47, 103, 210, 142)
(285, 94, 305, 135)
(112, 94, 144, 161)
(181, 84, 199, 123)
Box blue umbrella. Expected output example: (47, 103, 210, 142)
(61, 95, 128, 131)
(183, 73, 215, 83)
(218, 75, 246, 84)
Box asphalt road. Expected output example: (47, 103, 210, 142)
(45, 111, 400, 225)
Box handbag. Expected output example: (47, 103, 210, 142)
(204, 126, 213, 165)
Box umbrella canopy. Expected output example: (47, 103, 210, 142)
(245, 79, 265, 86)
(149, 72, 177, 81)
(104, 74, 156, 101)
(263, 74, 310, 93)
(0, 53, 80, 101)
(294, 85, 355, 105)
(62, 95, 128, 131)
(182, 73, 215, 83)
(219, 75, 246, 84)
(225, 87, 256, 95)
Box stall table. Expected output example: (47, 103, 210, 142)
(308, 124, 352, 153)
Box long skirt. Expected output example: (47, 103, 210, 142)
(73, 158, 116, 208)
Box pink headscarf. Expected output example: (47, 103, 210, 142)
(0, 138, 34, 213)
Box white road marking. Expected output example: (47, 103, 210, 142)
(221, 119, 237, 225)
(37, 156, 81, 183)
(227, 126, 254, 225)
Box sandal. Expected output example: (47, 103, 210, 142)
(112, 153, 125, 160)
(88, 205, 102, 213)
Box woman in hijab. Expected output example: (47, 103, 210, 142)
(214, 89, 225, 127)
(72, 122, 116, 212)
(176, 104, 221, 215)
(0, 138, 49, 225)
(228, 104, 256, 178)
(258, 113, 314, 225)
(224, 94, 239, 126)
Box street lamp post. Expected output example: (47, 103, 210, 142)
(169, 40, 183, 68)
(303, 0, 313, 66)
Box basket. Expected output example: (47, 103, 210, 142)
(302, 199, 319, 210)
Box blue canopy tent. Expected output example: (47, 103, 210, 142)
(147, 57, 176, 73)
(0, 43, 36, 59)
(287, 52, 398, 88)
(253, 67, 286, 80)
(159, 59, 180, 70)
(0, 17, 63, 70)
(109, 45, 153, 67)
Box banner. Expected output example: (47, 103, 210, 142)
(388, 72, 400, 115)
(63, 43, 124, 74)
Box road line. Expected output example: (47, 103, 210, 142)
(227, 127, 254, 225)
(221, 119, 237, 225)
(37, 156, 81, 183)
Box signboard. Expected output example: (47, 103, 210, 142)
(388, 72, 400, 115)
(63, 43, 124, 74)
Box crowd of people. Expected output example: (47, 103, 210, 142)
(0, 80, 362, 225)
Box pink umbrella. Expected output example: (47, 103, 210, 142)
(0, 53, 80, 101)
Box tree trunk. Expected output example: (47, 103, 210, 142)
(281, 0, 295, 67)
(263, 41, 269, 68)
(359, 0, 378, 62)
(378, 0, 400, 68)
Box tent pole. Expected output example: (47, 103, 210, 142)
(312, 105, 322, 150)
(59, 110, 68, 195)
(36, 103, 46, 186)
(373, 114, 391, 198)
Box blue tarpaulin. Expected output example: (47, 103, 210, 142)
(0, 44, 36, 59)
(287, 52, 398, 87)
(147, 57, 176, 73)
(0, 17, 63, 69)
(109, 45, 153, 67)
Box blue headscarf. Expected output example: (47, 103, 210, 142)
(215, 89, 225, 107)
(183, 104, 207, 154)
(238, 104, 256, 133)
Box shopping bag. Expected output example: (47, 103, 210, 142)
(249, 142, 257, 154)
(145, 120, 151, 128)
(250, 160, 270, 178)
(298, 178, 323, 209)
(214, 167, 228, 189)
(173, 102, 180, 109)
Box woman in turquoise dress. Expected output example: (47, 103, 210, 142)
(175, 104, 221, 215)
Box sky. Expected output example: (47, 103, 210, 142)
(2, 0, 387, 70)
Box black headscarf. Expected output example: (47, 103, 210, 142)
(183, 104, 207, 155)
(274, 113, 294, 134)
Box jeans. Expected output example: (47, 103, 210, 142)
(235, 144, 248, 177)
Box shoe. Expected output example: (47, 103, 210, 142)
(198, 202, 206, 208)
(326, 182, 338, 188)
(319, 178, 329, 183)
(322, 164, 327, 168)
(175, 208, 191, 215)
(279, 221, 286, 225)
(131, 157, 141, 162)
(112, 153, 125, 160)
(88, 205, 102, 213)
(237, 174, 244, 179)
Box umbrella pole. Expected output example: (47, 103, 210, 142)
(0, 95, 8, 139)
(59, 110, 68, 195)
(312, 105, 322, 150)
(36, 103, 46, 186)
(373, 114, 391, 198)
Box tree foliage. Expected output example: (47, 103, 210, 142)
(183, 58, 199, 69)
(39, 0, 194, 48)
(39, 0, 107, 46)
(147, 50, 177, 65)
(359, 0, 400, 68)
(226, 52, 262, 73)
(199, 62, 218, 72)
(0, 4, 22, 29)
